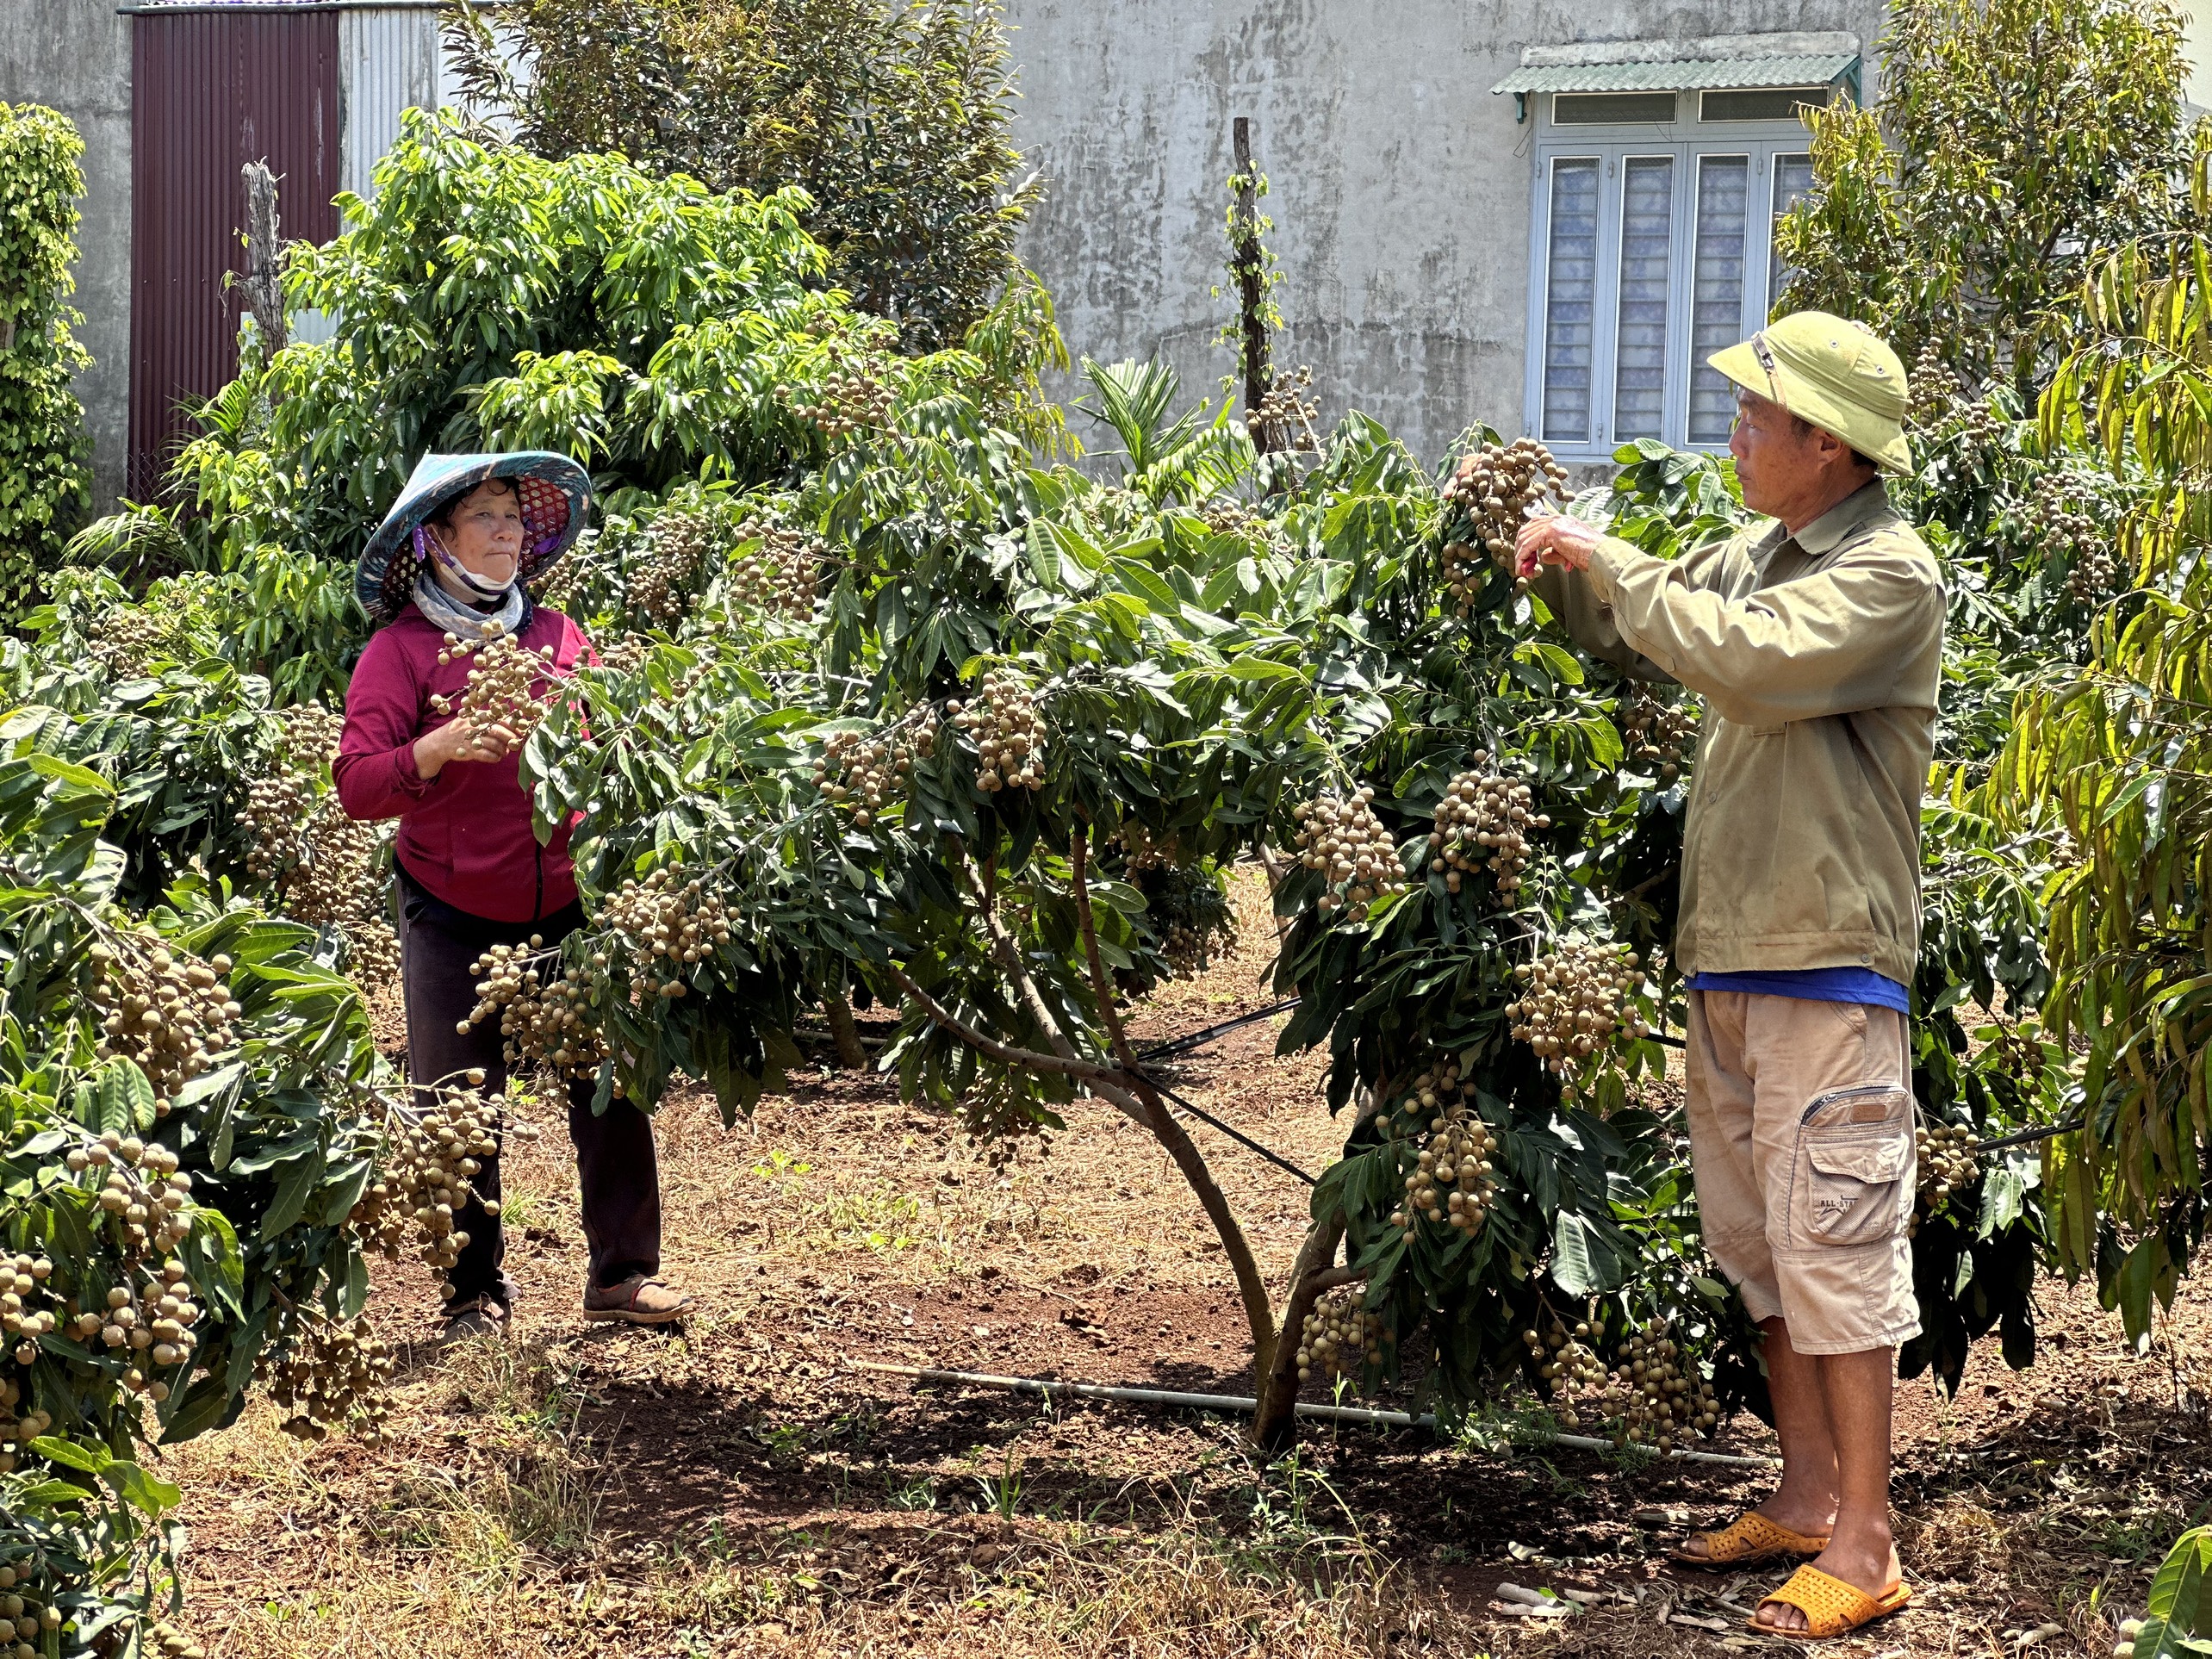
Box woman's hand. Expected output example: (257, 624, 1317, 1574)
(413, 719, 520, 781)
(1514, 512, 1602, 579)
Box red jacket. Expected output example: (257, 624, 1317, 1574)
(336, 603, 593, 924)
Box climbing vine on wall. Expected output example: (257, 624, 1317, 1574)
(0, 102, 93, 628)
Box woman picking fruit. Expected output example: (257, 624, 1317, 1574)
(336, 452, 690, 1341)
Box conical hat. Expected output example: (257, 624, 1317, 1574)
(357, 451, 592, 622)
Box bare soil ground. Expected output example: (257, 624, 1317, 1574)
(166, 876, 2212, 1657)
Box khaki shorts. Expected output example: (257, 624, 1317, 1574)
(1686, 991, 1921, 1355)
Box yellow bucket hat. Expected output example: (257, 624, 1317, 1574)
(1707, 310, 1912, 475)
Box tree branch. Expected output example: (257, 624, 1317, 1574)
(1071, 824, 1140, 1069)
(958, 856, 1094, 1070)
(885, 963, 1133, 1090)
(1068, 823, 1281, 1380)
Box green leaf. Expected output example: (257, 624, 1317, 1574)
(103, 1458, 183, 1517)
(28, 1433, 110, 1474)
(258, 1150, 327, 1240)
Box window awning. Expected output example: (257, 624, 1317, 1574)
(1492, 32, 1860, 96)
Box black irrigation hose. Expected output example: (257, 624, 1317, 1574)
(1970, 1117, 2085, 1154)
(1138, 1072, 1319, 1186)
(1136, 1000, 1302, 1064)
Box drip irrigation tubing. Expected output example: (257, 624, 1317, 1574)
(1139, 1072, 1317, 1185)
(848, 1360, 1781, 1469)
(1970, 1117, 2084, 1154)
(1136, 1000, 1302, 1064)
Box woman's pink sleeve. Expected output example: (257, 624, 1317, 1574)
(334, 633, 444, 821)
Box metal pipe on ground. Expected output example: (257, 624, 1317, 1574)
(848, 1359, 1780, 1469)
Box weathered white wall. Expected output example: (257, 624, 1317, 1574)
(0, 0, 134, 512)
(1000, 0, 1888, 469)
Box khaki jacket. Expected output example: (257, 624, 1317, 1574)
(1533, 481, 1943, 986)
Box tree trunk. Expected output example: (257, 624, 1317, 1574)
(823, 992, 867, 1070)
(1250, 1215, 1348, 1451)
(240, 163, 288, 357)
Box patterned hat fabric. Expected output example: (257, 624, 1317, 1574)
(357, 451, 593, 622)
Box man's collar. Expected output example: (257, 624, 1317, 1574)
(1791, 478, 1895, 556)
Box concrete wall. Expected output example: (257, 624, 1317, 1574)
(0, 0, 133, 512)
(1000, 0, 1888, 469)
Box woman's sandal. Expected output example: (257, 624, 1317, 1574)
(1749, 1564, 1911, 1639)
(1669, 1512, 1832, 1568)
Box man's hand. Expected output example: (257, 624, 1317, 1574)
(413, 719, 520, 781)
(1514, 512, 1601, 580)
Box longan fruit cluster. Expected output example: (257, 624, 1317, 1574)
(1292, 788, 1406, 919)
(1552, 1319, 1719, 1450)
(1383, 1063, 1501, 1241)
(351, 1088, 500, 1284)
(259, 1307, 395, 1441)
(2019, 475, 2119, 601)
(86, 607, 181, 678)
(276, 701, 345, 767)
(65, 1258, 203, 1403)
(1159, 924, 1210, 977)
(62, 1133, 196, 1258)
(600, 867, 733, 1003)
(147, 1622, 208, 1659)
(0, 1555, 65, 1653)
(238, 769, 315, 881)
(464, 939, 608, 1078)
(1252, 365, 1320, 453)
(0, 1254, 59, 1369)
(1906, 341, 1954, 429)
(950, 671, 1047, 794)
(728, 520, 821, 618)
(815, 720, 934, 827)
(1984, 1021, 2048, 1089)
(1916, 1122, 1979, 1213)
(626, 506, 713, 626)
(1621, 688, 1699, 781)
(1440, 438, 1569, 609)
(0, 1376, 55, 1473)
(284, 803, 399, 990)
(597, 636, 649, 674)
(1116, 823, 1183, 873)
(429, 623, 562, 745)
(87, 936, 240, 1115)
(1429, 759, 1546, 897)
(780, 360, 898, 438)
(1296, 1286, 1384, 1384)
(1521, 1319, 1608, 1427)
(1508, 942, 1650, 1092)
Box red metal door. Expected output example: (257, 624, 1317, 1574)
(129, 3, 340, 499)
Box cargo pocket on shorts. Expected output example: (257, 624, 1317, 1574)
(1791, 1084, 1913, 1249)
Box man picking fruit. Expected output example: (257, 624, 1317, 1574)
(1499, 313, 1939, 1640)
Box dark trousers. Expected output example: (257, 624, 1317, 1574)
(396, 864, 662, 1307)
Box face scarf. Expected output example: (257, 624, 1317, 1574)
(409, 524, 528, 643)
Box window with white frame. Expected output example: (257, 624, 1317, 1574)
(1523, 93, 1822, 459)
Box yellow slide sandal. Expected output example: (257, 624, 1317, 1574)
(1750, 1564, 1911, 1640)
(1669, 1512, 1831, 1567)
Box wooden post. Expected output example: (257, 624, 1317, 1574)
(1231, 117, 1273, 451)
(241, 162, 288, 357)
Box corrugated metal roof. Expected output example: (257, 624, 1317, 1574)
(1493, 53, 1856, 95)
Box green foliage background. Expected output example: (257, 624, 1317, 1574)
(0, 103, 93, 629)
